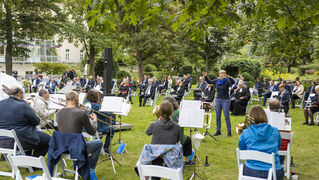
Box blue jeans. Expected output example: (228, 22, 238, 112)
(215, 98, 231, 132)
(86, 140, 103, 169)
(243, 164, 284, 180)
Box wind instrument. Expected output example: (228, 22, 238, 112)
(152, 105, 160, 119)
(236, 114, 255, 135)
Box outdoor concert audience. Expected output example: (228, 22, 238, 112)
(200, 84, 215, 103)
(69, 69, 77, 80)
(182, 75, 191, 91)
(80, 75, 87, 88)
(238, 105, 284, 180)
(203, 70, 235, 137)
(0, 86, 51, 157)
(277, 84, 291, 115)
(129, 76, 137, 91)
(282, 81, 292, 94)
(86, 76, 95, 92)
(303, 80, 316, 107)
(117, 78, 130, 98)
(139, 79, 156, 107)
(33, 89, 57, 129)
(94, 77, 104, 92)
(291, 80, 304, 109)
(230, 81, 250, 116)
(303, 85, 319, 125)
(158, 76, 168, 93)
(31, 74, 41, 93)
(46, 76, 58, 94)
(167, 75, 173, 90)
(262, 77, 269, 93)
(253, 77, 263, 98)
(262, 80, 279, 106)
(193, 76, 207, 100)
(56, 91, 103, 170)
(171, 81, 186, 104)
(86, 89, 115, 154)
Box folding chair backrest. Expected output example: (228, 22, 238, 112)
(308, 93, 316, 101)
(137, 163, 183, 180)
(271, 91, 279, 98)
(279, 132, 294, 142)
(0, 129, 25, 157)
(7, 155, 52, 180)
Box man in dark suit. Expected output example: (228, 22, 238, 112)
(0, 86, 50, 157)
(230, 81, 250, 115)
(200, 84, 215, 102)
(31, 74, 41, 93)
(263, 80, 279, 106)
(86, 76, 95, 92)
(182, 75, 190, 91)
(45, 76, 58, 94)
(194, 76, 207, 100)
(172, 81, 186, 104)
(79, 75, 87, 88)
(277, 84, 291, 115)
(139, 79, 156, 107)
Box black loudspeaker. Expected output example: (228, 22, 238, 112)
(103, 48, 113, 96)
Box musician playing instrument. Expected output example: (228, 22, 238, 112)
(0, 86, 51, 157)
(33, 89, 57, 129)
(86, 89, 115, 154)
(303, 85, 319, 125)
(56, 91, 103, 170)
(238, 105, 284, 180)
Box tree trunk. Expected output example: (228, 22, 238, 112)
(205, 52, 209, 72)
(136, 51, 144, 81)
(89, 40, 95, 77)
(4, 3, 13, 76)
(287, 65, 291, 73)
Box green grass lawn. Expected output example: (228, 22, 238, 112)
(1, 91, 319, 179)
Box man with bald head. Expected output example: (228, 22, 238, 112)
(0, 86, 51, 157)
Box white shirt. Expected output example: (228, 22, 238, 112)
(33, 78, 37, 86)
(146, 85, 152, 95)
(0, 72, 20, 101)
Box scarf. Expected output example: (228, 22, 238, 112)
(217, 78, 227, 85)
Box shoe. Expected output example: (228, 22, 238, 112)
(139, 104, 142, 107)
(213, 131, 221, 136)
(309, 121, 315, 125)
(302, 122, 308, 125)
(184, 161, 195, 165)
(227, 132, 232, 137)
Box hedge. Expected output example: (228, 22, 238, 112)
(221, 58, 261, 79)
(298, 64, 319, 76)
(144, 64, 157, 72)
(182, 65, 193, 75)
(33, 63, 68, 75)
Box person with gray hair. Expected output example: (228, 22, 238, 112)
(303, 85, 319, 125)
(230, 80, 250, 116)
(0, 86, 51, 157)
(33, 89, 57, 129)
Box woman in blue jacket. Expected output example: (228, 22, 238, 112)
(239, 105, 284, 180)
(204, 70, 235, 136)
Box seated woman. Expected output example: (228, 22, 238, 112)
(230, 81, 250, 115)
(146, 101, 180, 179)
(171, 81, 186, 104)
(291, 80, 304, 108)
(86, 89, 115, 154)
(238, 105, 284, 180)
(117, 78, 130, 98)
(164, 96, 193, 165)
(303, 85, 319, 125)
(277, 84, 290, 115)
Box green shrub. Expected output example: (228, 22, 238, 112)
(191, 75, 198, 85)
(298, 64, 319, 76)
(117, 70, 131, 80)
(182, 65, 193, 75)
(144, 64, 157, 72)
(208, 73, 218, 80)
(33, 62, 68, 75)
(147, 72, 154, 78)
(221, 58, 261, 79)
(241, 72, 254, 82)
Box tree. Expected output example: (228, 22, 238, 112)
(0, 0, 65, 75)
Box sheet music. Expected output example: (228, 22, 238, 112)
(48, 94, 66, 109)
(115, 103, 132, 116)
(100, 96, 124, 113)
(179, 109, 205, 128)
(180, 100, 202, 110)
(267, 112, 285, 130)
(58, 85, 76, 94)
(78, 93, 86, 105)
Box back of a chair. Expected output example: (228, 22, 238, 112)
(137, 162, 183, 180)
(7, 155, 52, 180)
(0, 129, 24, 156)
(236, 148, 276, 180)
(270, 91, 279, 99)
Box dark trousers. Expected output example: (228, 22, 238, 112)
(139, 94, 151, 106)
(230, 99, 247, 115)
(193, 90, 202, 100)
(103, 127, 115, 151)
(183, 136, 192, 157)
(281, 104, 289, 114)
(24, 131, 51, 157)
(243, 164, 284, 180)
(151, 157, 164, 180)
(291, 94, 300, 108)
(263, 92, 272, 106)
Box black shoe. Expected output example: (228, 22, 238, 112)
(302, 122, 308, 125)
(213, 131, 221, 136)
(139, 104, 142, 107)
(227, 132, 232, 137)
(184, 161, 195, 165)
(309, 121, 315, 125)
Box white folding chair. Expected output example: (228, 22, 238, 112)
(236, 148, 276, 180)
(7, 155, 67, 180)
(0, 129, 33, 178)
(146, 87, 159, 107)
(295, 92, 305, 109)
(270, 91, 279, 99)
(249, 88, 261, 104)
(53, 153, 79, 180)
(82, 132, 106, 155)
(278, 132, 294, 179)
(136, 162, 183, 180)
(304, 93, 315, 107)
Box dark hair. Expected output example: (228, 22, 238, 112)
(38, 89, 48, 97)
(9, 87, 23, 96)
(159, 101, 173, 119)
(163, 96, 179, 110)
(86, 89, 100, 103)
(249, 105, 268, 124)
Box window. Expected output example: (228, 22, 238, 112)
(80, 50, 84, 60)
(65, 49, 70, 60)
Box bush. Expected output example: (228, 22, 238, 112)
(298, 64, 319, 76)
(191, 75, 198, 85)
(144, 64, 157, 72)
(221, 58, 261, 79)
(33, 63, 68, 75)
(182, 65, 193, 75)
(208, 73, 218, 80)
(117, 70, 131, 80)
(241, 72, 254, 82)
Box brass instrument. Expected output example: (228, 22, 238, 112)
(152, 105, 160, 119)
(236, 114, 255, 135)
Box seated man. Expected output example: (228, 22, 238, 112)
(263, 80, 279, 106)
(86, 76, 95, 92)
(0, 86, 51, 157)
(56, 91, 103, 171)
(193, 76, 207, 100)
(45, 76, 58, 94)
(171, 81, 186, 104)
(139, 79, 156, 107)
(230, 81, 250, 115)
(31, 74, 41, 93)
(33, 89, 57, 129)
(253, 77, 263, 97)
(277, 84, 291, 115)
(303, 85, 319, 125)
(200, 84, 215, 103)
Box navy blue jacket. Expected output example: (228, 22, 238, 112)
(47, 131, 90, 180)
(205, 76, 235, 99)
(278, 90, 290, 105)
(46, 81, 58, 94)
(267, 84, 279, 92)
(0, 97, 40, 148)
(32, 78, 41, 86)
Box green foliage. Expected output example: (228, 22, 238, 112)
(298, 64, 319, 76)
(241, 72, 253, 82)
(221, 59, 261, 79)
(144, 64, 157, 72)
(208, 73, 218, 80)
(182, 66, 193, 75)
(117, 70, 131, 79)
(33, 63, 68, 75)
(95, 58, 119, 78)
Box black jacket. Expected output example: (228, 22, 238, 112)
(232, 87, 250, 104)
(202, 86, 215, 102)
(146, 119, 180, 144)
(278, 90, 291, 105)
(142, 84, 156, 99)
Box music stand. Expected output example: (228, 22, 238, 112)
(178, 100, 205, 180)
(201, 102, 217, 141)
